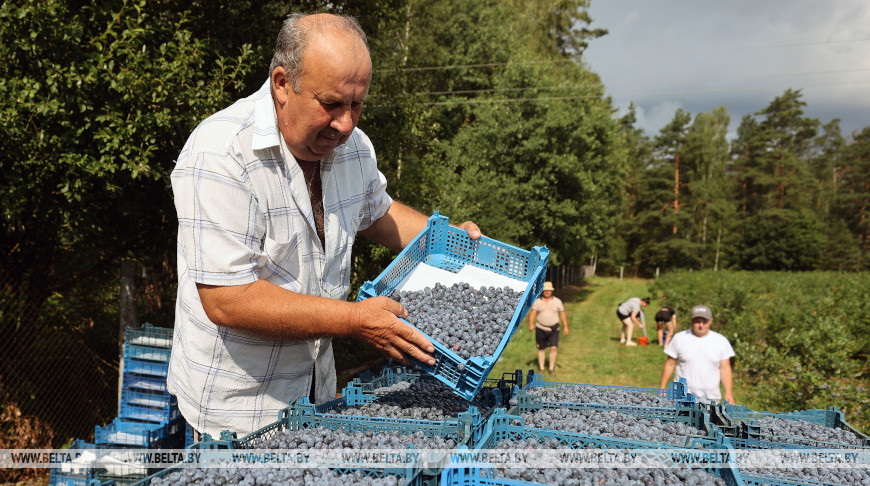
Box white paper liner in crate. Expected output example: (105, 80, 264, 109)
(393, 261, 528, 294)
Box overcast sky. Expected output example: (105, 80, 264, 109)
(583, 0, 870, 140)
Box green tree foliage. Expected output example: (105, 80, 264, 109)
(0, 0, 255, 305)
(619, 87, 870, 274)
(738, 209, 823, 271)
(0, 0, 255, 443)
(732, 89, 819, 213)
(730, 90, 829, 270)
(622, 107, 734, 273)
(831, 126, 870, 270)
(376, 0, 623, 266)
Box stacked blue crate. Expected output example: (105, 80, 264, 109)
(48, 439, 101, 486)
(90, 324, 187, 483)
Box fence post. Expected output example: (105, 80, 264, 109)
(120, 260, 138, 414)
(120, 260, 138, 339)
(620, 266, 624, 280)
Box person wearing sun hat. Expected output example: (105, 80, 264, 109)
(528, 281, 568, 375)
(659, 304, 736, 404)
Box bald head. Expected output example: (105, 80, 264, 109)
(270, 13, 369, 94)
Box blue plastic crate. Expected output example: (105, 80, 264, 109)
(123, 343, 171, 363)
(739, 472, 843, 486)
(119, 390, 179, 424)
(440, 464, 540, 486)
(125, 323, 173, 348)
(357, 212, 549, 401)
(179, 398, 477, 483)
(94, 418, 166, 448)
(327, 382, 500, 445)
(131, 464, 422, 486)
(49, 471, 101, 486)
(122, 354, 169, 378)
(122, 372, 168, 394)
(725, 405, 869, 448)
(185, 422, 195, 448)
(353, 366, 425, 392)
(462, 410, 743, 486)
(207, 397, 479, 449)
(357, 367, 528, 406)
(49, 441, 100, 486)
(509, 398, 721, 447)
(121, 388, 173, 410)
(519, 375, 696, 410)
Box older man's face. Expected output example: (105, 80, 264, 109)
(274, 31, 371, 162)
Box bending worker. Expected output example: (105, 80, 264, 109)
(616, 296, 649, 346)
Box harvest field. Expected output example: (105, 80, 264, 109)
(492, 272, 870, 434)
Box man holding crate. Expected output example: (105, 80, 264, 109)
(169, 12, 480, 438)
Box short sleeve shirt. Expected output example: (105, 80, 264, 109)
(617, 298, 642, 317)
(664, 330, 735, 403)
(532, 296, 564, 329)
(168, 79, 393, 437)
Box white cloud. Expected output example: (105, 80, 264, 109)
(584, 0, 870, 138)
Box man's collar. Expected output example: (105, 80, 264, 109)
(252, 79, 281, 151)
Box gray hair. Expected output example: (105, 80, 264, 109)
(269, 12, 368, 93)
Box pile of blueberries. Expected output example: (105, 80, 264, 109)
(520, 408, 705, 447)
(524, 384, 675, 409)
(326, 380, 498, 421)
(755, 415, 865, 446)
(149, 427, 454, 485)
(148, 467, 403, 486)
(741, 464, 869, 485)
(494, 438, 728, 486)
(390, 283, 522, 360)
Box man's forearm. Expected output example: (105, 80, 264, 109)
(196, 280, 436, 366)
(660, 359, 677, 389)
(721, 360, 734, 398)
(197, 280, 357, 341)
(358, 200, 429, 251)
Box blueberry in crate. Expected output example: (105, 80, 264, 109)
(357, 212, 548, 401)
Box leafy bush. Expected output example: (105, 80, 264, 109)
(651, 270, 870, 433)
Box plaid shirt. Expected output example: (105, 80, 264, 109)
(168, 80, 392, 438)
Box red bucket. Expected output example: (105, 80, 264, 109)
(637, 337, 649, 346)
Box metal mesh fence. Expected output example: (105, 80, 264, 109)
(0, 267, 119, 448)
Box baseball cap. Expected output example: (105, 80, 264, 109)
(690, 305, 713, 320)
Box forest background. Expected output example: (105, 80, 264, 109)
(1, 0, 868, 449)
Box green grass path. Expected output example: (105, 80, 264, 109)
(492, 276, 683, 389)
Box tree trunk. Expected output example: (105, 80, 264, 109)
(673, 152, 680, 235)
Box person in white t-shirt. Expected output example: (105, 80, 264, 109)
(659, 304, 735, 404)
(528, 281, 568, 375)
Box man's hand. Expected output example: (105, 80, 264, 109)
(352, 296, 435, 366)
(456, 221, 482, 239)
